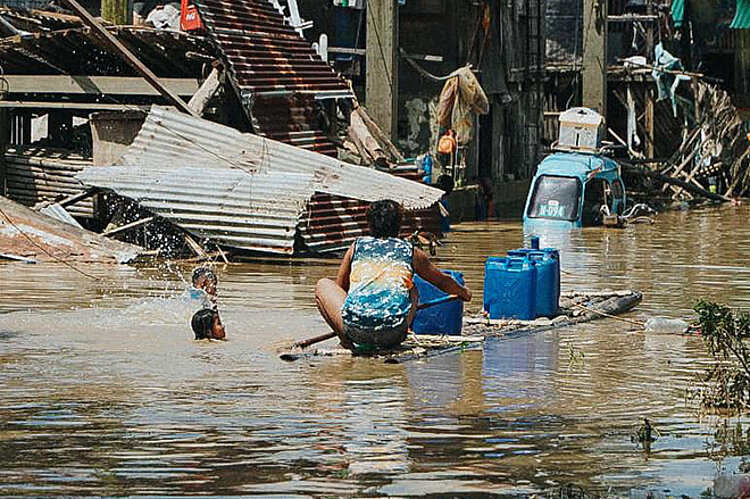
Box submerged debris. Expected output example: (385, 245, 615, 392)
(0, 195, 141, 264)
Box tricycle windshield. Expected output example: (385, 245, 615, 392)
(526, 175, 582, 221)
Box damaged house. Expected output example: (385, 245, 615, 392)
(299, 0, 546, 218)
(0, 0, 445, 257)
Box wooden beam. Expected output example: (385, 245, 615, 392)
(366, 0, 398, 139)
(644, 1, 655, 158)
(59, 188, 97, 208)
(0, 101, 149, 111)
(103, 216, 155, 237)
(61, 0, 199, 117)
(582, 0, 607, 116)
(3, 75, 200, 97)
(188, 66, 223, 115)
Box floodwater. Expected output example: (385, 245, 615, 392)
(2, 205, 750, 497)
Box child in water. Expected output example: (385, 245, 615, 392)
(191, 308, 226, 340)
(189, 267, 226, 340)
(190, 266, 218, 307)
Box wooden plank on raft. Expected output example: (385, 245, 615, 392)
(61, 0, 199, 118)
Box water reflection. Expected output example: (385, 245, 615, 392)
(3, 205, 750, 496)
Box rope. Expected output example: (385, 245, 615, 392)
(574, 303, 645, 327)
(0, 204, 101, 281)
(400, 48, 465, 82)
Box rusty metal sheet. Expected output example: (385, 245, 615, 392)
(193, 0, 352, 154)
(4, 148, 94, 218)
(0, 195, 141, 263)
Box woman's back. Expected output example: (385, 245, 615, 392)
(342, 236, 413, 330)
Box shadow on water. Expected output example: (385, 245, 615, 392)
(3, 205, 750, 495)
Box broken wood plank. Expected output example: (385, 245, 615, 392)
(61, 0, 199, 117)
(623, 164, 730, 202)
(356, 106, 405, 162)
(59, 188, 97, 208)
(182, 232, 207, 258)
(188, 65, 223, 115)
(103, 216, 155, 238)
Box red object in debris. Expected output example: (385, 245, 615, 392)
(180, 0, 202, 31)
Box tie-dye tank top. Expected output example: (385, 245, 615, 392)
(342, 236, 414, 331)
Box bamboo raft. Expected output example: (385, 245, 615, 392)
(280, 290, 642, 364)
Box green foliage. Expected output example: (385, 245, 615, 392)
(692, 300, 750, 413)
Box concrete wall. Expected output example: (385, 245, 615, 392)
(90, 111, 145, 166)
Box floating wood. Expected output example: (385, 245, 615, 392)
(282, 291, 642, 364)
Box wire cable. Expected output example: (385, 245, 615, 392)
(0, 204, 101, 280)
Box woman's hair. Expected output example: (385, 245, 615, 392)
(191, 308, 217, 340)
(191, 266, 217, 287)
(367, 199, 403, 238)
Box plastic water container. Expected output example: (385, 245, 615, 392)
(484, 257, 537, 320)
(507, 248, 560, 318)
(412, 270, 465, 335)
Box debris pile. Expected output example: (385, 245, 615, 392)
(624, 81, 750, 205)
(0, 195, 141, 264)
(76, 106, 445, 256)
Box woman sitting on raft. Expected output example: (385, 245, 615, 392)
(315, 199, 472, 351)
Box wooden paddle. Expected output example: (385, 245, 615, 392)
(280, 294, 461, 356)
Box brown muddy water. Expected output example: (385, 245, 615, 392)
(2, 204, 750, 497)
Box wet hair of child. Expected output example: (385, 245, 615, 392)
(192, 308, 218, 340)
(191, 267, 217, 288)
(367, 199, 403, 238)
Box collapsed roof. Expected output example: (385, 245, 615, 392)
(77, 106, 444, 255)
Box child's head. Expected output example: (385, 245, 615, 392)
(191, 308, 226, 340)
(191, 266, 217, 296)
(435, 174, 455, 195)
(367, 199, 403, 238)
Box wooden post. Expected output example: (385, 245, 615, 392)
(102, 0, 131, 25)
(366, 0, 399, 140)
(582, 0, 607, 117)
(0, 107, 7, 197)
(644, 0, 654, 158)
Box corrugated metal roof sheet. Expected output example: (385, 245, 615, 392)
(4, 148, 94, 218)
(193, 0, 352, 154)
(77, 106, 444, 255)
(80, 165, 313, 253)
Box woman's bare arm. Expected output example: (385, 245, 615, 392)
(413, 248, 472, 301)
(335, 243, 355, 292)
